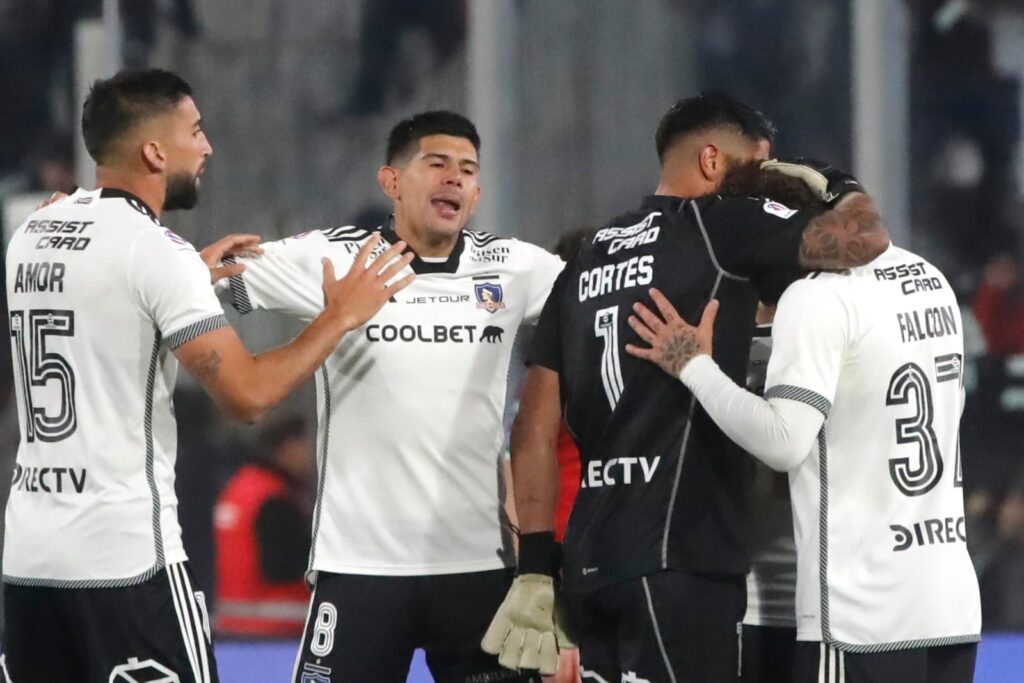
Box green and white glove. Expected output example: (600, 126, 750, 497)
(481, 532, 575, 675)
(760, 157, 864, 206)
(481, 573, 561, 674)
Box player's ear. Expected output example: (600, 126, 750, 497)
(141, 140, 166, 173)
(697, 144, 720, 182)
(377, 166, 400, 200)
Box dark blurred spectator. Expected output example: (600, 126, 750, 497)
(974, 255, 1024, 356)
(175, 385, 237, 606)
(976, 473, 1024, 630)
(0, 0, 87, 174)
(120, 0, 200, 69)
(909, 0, 1020, 274)
(214, 415, 314, 638)
(340, 0, 465, 116)
(692, 0, 851, 163)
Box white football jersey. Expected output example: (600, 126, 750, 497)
(766, 245, 981, 651)
(230, 224, 563, 576)
(3, 188, 228, 587)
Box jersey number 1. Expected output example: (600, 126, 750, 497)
(594, 306, 625, 410)
(9, 310, 77, 442)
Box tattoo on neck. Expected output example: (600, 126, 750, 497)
(800, 194, 882, 269)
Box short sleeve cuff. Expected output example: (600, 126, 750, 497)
(222, 256, 254, 314)
(764, 384, 832, 418)
(165, 314, 229, 350)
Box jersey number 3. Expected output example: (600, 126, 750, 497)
(886, 362, 961, 496)
(9, 310, 77, 442)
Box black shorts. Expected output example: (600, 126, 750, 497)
(740, 624, 796, 683)
(794, 641, 977, 683)
(563, 570, 746, 683)
(291, 568, 539, 683)
(2, 562, 218, 683)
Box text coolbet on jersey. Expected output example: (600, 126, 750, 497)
(228, 224, 564, 577)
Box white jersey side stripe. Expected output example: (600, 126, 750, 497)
(307, 366, 332, 575)
(144, 333, 166, 571)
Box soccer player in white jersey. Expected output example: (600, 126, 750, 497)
(1, 69, 413, 683)
(625, 162, 982, 683)
(220, 111, 564, 682)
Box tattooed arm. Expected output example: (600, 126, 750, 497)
(624, 287, 824, 471)
(798, 193, 889, 270)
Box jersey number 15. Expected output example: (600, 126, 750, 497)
(9, 310, 77, 442)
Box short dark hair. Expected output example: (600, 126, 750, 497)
(719, 163, 826, 212)
(655, 93, 776, 163)
(385, 110, 481, 165)
(82, 69, 193, 164)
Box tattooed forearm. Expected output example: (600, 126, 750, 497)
(661, 331, 702, 377)
(193, 349, 222, 383)
(799, 194, 889, 270)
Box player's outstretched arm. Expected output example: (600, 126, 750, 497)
(177, 235, 414, 422)
(625, 288, 823, 471)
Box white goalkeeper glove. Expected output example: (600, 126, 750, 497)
(481, 573, 574, 675)
(760, 157, 864, 206)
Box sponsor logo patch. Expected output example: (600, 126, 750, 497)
(763, 200, 797, 219)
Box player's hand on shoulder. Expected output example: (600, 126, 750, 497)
(625, 288, 718, 378)
(760, 157, 864, 206)
(321, 233, 414, 331)
(200, 233, 265, 283)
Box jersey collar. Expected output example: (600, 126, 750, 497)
(379, 216, 465, 275)
(642, 194, 688, 213)
(100, 188, 159, 223)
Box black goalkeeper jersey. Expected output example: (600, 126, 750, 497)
(529, 193, 811, 593)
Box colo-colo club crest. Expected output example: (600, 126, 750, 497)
(474, 282, 506, 313)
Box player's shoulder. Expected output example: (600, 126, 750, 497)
(778, 270, 849, 310)
(698, 193, 801, 223)
(464, 229, 559, 267)
(265, 225, 359, 256)
(319, 224, 371, 244)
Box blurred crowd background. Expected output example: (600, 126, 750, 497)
(1, 0, 1024, 646)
